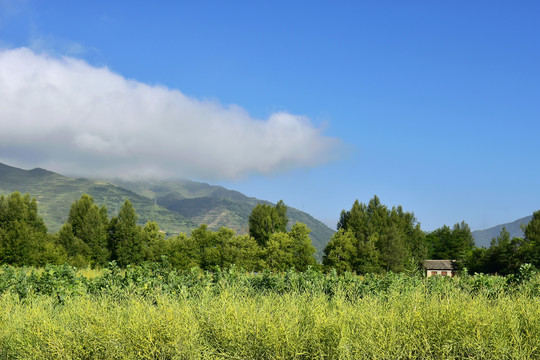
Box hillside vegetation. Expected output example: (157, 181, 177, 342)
(115, 178, 334, 252)
(0, 163, 195, 235)
(0, 163, 334, 257)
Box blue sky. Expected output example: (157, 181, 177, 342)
(0, 1, 539, 231)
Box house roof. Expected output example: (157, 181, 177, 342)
(423, 260, 457, 270)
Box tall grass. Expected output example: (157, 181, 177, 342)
(0, 263, 539, 359)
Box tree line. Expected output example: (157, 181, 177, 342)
(1, 191, 539, 274)
(0, 192, 316, 271)
(323, 195, 540, 275)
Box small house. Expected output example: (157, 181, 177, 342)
(423, 260, 457, 277)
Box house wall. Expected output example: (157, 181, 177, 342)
(426, 270, 456, 277)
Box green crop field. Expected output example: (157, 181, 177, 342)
(0, 264, 539, 359)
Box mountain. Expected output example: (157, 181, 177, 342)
(0, 162, 196, 234)
(112, 179, 335, 255)
(0, 163, 334, 259)
(472, 215, 532, 248)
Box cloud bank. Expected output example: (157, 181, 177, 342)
(0, 47, 341, 179)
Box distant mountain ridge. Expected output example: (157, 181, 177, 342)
(472, 215, 533, 248)
(0, 162, 334, 259)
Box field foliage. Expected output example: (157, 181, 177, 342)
(0, 263, 539, 359)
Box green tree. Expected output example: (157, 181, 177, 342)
(263, 223, 317, 272)
(33, 233, 67, 266)
(322, 229, 357, 273)
(189, 224, 218, 269)
(525, 211, 540, 240)
(524, 210, 540, 265)
(426, 226, 452, 259)
(328, 196, 426, 274)
(62, 194, 109, 267)
(377, 221, 408, 272)
(220, 234, 263, 271)
(427, 221, 475, 261)
(141, 221, 166, 262)
(57, 223, 91, 267)
(265, 232, 295, 271)
(0, 192, 54, 266)
(466, 227, 528, 275)
(248, 200, 288, 247)
(186, 225, 263, 271)
(161, 225, 264, 271)
(466, 247, 490, 274)
(288, 222, 317, 271)
(161, 233, 197, 270)
(275, 200, 288, 231)
(451, 221, 475, 260)
(110, 200, 143, 267)
(487, 228, 525, 274)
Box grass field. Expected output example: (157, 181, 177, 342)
(0, 264, 539, 359)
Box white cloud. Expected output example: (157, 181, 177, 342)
(0, 47, 342, 179)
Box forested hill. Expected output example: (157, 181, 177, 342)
(0, 163, 334, 258)
(113, 179, 335, 254)
(0, 162, 195, 235)
(472, 215, 532, 248)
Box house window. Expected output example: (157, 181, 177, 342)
(441, 271, 447, 276)
(431, 271, 438, 276)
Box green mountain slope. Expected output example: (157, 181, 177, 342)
(114, 179, 335, 257)
(0, 163, 335, 259)
(0, 163, 195, 234)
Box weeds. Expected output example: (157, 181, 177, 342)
(0, 264, 539, 359)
